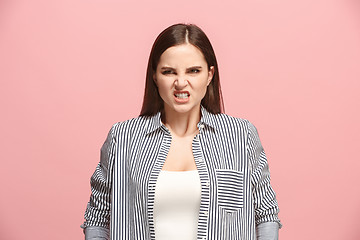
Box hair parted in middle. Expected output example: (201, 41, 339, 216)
(139, 23, 225, 117)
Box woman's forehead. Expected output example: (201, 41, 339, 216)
(158, 44, 207, 67)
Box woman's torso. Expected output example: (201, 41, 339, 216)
(107, 105, 260, 240)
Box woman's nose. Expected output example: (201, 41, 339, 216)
(175, 75, 188, 87)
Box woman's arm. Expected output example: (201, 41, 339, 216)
(81, 124, 117, 240)
(246, 121, 282, 239)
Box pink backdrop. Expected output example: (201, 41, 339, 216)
(1, 0, 359, 239)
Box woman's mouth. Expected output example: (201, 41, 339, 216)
(174, 93, 189, 99)
(174, 91, 190, 103)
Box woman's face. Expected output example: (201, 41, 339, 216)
(154, 43, 214, 116)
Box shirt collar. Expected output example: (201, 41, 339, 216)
(145, 104, 218, 135)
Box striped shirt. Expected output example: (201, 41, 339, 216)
(82, 104, 282, 240)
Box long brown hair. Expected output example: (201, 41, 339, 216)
(139, 23, 225, 116)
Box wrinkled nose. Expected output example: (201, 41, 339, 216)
(175, 75, 188, 88)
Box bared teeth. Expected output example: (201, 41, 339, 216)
(175, 93, 189, 98)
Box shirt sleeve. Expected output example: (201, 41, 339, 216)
(246, 121, 282, 229)
(82, 226, 110, 240)
(81, 124, 117, 235)
(256, 222, 279, 240)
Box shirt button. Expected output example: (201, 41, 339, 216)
(204, 211, 209, 216)
(199, 159, 203, 163)
(200, 124, 205, 129)
(205, 181, 210, 187)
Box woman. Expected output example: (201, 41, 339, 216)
(81, 23, 282, 240)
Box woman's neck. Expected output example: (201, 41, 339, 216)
(161, 105, 201, 137)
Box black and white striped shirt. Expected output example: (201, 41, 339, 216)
(82, 104, 282, 240)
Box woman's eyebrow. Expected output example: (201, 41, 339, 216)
(187, 66, 202, 69)
(160, 66, 203, 70)
(160, 66, 175, 70)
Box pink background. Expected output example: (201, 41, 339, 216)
(1, 0, 359, 239)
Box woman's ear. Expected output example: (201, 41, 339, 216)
(207, 66, 215, 86)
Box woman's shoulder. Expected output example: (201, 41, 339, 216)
(211, 111, 254, 130)
(209, 113, 262, 143)
(106, 114, 158, 136)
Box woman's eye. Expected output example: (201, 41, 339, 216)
(162, 70, 174, 75)
(189, 69, 200, 73)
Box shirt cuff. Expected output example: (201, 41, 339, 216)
(82, 225, 109, 240)
(256, 221, 279, 240)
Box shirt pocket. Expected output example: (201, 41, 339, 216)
(215, 169, 244, 211)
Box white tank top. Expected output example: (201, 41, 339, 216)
(153, 170, 201, 240)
